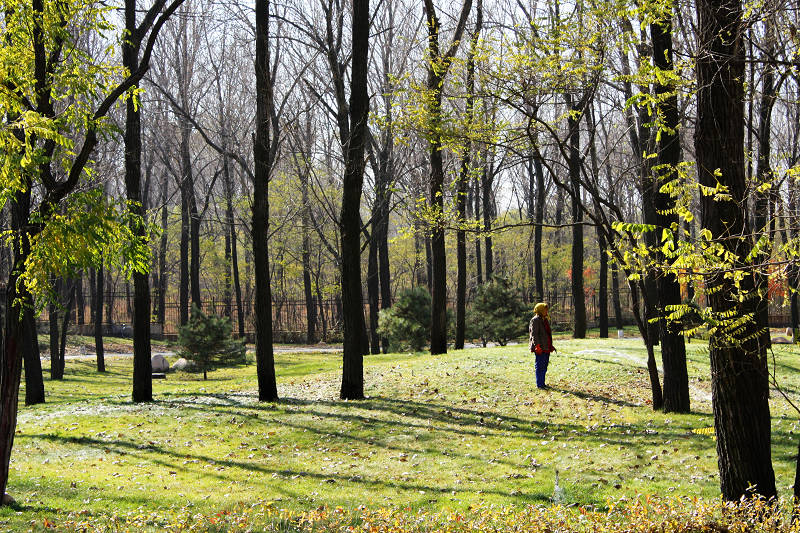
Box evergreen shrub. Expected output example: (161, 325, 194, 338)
(178, 306, 246, 379)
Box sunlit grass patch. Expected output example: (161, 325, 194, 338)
(7, 338, 800, 532)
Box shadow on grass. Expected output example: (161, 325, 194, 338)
(27, 432, 554, 505)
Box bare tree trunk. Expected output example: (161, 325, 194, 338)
(567, 109, 586, 338)
(179, 122, 191, 326)
(300, 134, 317, 344)
(253, 0, 277, 401)
(753, 12, 778, 350)
(1, 183, 33, 499)
(158, 179, 168, 327)
(95, 263, 105, 372)
(49, 280, 60, 380)
(474, 171, 482, 285)
(23, 307, 45, 405)
(455, 0, 482, 350)
(482, 164, 493, 280)
(533, 152, 545, 301)
(340, 0, 370, 398)
(611, 258, 624, 331)
(75, 272, 85, 326)
(597, 228, 608, 338)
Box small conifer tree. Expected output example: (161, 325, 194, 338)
(377, 287, 432, 351)
(178, 306, 246, 379)
(466, 277, 528, 346)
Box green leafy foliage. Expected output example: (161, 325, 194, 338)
(178, 306, 246, 379)
(466, 277, 528, 346)
(376, 287, 432, 352)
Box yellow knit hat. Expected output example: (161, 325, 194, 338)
(533, 302, 548, 317)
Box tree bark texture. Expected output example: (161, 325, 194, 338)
(696, 0, 776, 499)
(253, 0, 278, 402)
(340, 0, 370, 398)
(125, 0, 152, 403)
(0, 183, 33, 499)
(23, 307, 45, 405)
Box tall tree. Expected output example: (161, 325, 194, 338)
(124, 0, 153, 403)
(339, 0, 371, 399)
(695, 0, 776, 499)
(650, 3, 689, 413)
(455, 0, 483, 350)
(253, 0, 278, 401)
(422, 0, 473, 355)
(0, 0, 184, 502)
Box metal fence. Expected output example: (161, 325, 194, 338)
(32, 285, 796, 341)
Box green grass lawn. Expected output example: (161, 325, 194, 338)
(5, 337, 800, 531)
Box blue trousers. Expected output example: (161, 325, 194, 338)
(535, 352, 550, 388)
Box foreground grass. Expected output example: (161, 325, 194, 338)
(6, 337, 800, 531)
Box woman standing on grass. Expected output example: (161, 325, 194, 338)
(529, 302, 556, 389)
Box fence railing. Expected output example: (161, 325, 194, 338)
(30, 287, 797, 341)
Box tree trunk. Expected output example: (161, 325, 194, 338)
(23, 307, 45, 405)
(482, 165, 493, 280)
(57, 281, 76, 374)
(378, 181, 392, 353)
(124, 0, 152, 403)
(253, 0, 278, 402)
(474, 171, 483, 285)
(696, 0, 776, 499)
(0, 184, 33, 499)
(533, 152, 545, 301)
(49, 282, 61, 380)
(423, 0, 472, 355)
(189, 189, 201, 310)
(301, 145, 317, 344)
(567, 111, 586, 338)
(652, 11, 689, 413)
(455, 2, 481, 350)
(158, 179, 168, 327)
(179, 122, 191, 327)
(753, 13, 778, 350)
(95, 262, 105, 372)
(367, 233, 381, 354)
(598, 228, 608, 338)
(340, 0, 370, 398)
(611, 257, 624, 331)
(75, 272, 85, 326)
